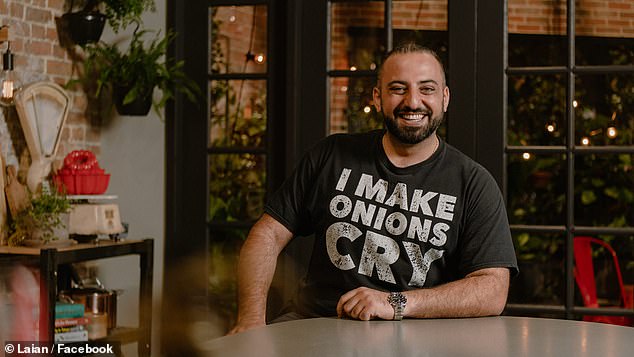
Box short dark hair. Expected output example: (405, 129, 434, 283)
(377, 43, 447, 86)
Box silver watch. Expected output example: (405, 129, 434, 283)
(387, 292, 407, 321)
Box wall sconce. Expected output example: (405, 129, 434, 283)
(0, 26, 20, 107)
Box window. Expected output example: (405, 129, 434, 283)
(208, 2, 271, 326)
(505, 0, 634, 320)
(328, 0, 448, 135)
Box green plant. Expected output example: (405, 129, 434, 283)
(8, 191, 71, 246)
(72, 28, 199, 116)
(67, 0, 156, 32)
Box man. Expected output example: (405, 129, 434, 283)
(229, 43, 518, 334)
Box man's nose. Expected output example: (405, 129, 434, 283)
(404, 90, 421, 109)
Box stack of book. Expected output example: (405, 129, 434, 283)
(54, 302, 89, 342)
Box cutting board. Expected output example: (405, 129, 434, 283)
(5, 165, 29, 219)
(0, 150, 6, 245)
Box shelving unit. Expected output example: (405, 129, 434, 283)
(0, 238, 153, 356)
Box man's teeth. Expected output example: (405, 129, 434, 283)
(400, 113, 427, 120)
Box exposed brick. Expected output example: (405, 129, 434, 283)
(28, 40, 52, 56)
(31, 24, 47, 39)
(70, 127, 86, 142)
(26, 7, 52, 23)
(48, 0, 66, 11)
(73, 93, 88, 112)
(46, 59, 72, 76)
(608, 2, 632, 10)
(86, 126, 100, 142)
(10, 3, 24, 18)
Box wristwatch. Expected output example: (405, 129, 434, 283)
(387, 292, 407, 321)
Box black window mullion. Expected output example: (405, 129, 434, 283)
(564, 0, 576, 320)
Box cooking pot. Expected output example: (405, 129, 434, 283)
(60, 286, 118, 330)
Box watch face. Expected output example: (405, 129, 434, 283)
(389, 292, 407, 306)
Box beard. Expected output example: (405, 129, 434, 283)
(382, 102, 445, 145)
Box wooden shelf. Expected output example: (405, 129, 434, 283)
(1, 239, 153, 356)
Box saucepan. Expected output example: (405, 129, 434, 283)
(60, 276, 120, 330)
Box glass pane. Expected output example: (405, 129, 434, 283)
(209, 154, 267, 221)
(573, 235, 634, 313)
(507, 153, 566, 226)
(576, 1, 634, 66)
(507, 74, 567, 146)
(210, 80, 267, 148)
(575, 154, 634, 228)
(507, 0, 567, 67)
(208, 229, 247, 331)
(329, 76, 380, 134)
(210, 5, 268, 74)
(330, 1, 385, 71)
(391, 0, 448, 60)
(509, 232, 565, 305)
(575, 74, 634, 147)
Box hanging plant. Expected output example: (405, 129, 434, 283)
(69, 26, 200, 116)
(65, 0, 156, 33)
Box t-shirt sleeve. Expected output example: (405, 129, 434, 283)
(457, 168, 519, 278)
(264, 138, 333, 237)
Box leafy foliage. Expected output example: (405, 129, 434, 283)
(8, 191, 71, 246)
(68, 0, 156, 32)
(71, 28, 200, 116)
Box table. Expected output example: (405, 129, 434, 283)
(199, 316, 634, 357)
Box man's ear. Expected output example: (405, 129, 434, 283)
(443, 86, 450, 112)
(373, 87, 381, 112)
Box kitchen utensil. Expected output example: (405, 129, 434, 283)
(4, 165, 28, 218)
(14, 81, 70, 192)
(60, 275, 119, 330)
(0, 149, 7, 244)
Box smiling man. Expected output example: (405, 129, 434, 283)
(229, 43, 518, 334)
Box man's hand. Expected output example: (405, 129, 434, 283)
(336, 287, 394, 321)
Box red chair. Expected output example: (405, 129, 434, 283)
(573, 236, 633, 326)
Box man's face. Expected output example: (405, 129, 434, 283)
(373, 52, 450, 145)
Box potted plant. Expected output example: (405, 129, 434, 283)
(8, 190, 71, 247)
(62, 0, 155, 45)
(73, 28, 199, 116)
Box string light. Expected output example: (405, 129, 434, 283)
(255, 53, 265, 64)
(573, 100, 578, 108)
(350, 66, 357, 71)
(522, 152, 531, 160)
(363, 106, 371, 114)
(580, 137, 590, 146)
(607, 126, 617, 139)
(546, 122, 557, 133)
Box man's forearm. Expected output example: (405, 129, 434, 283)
(231, 214, 293, 333)
(404, 268, 510, 318)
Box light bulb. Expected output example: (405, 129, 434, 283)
(581, 137, 590, 146)
(607, 126, 617, 139)
(0, 46, 20, 107)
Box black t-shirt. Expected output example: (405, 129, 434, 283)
(265, 130, 518, 317)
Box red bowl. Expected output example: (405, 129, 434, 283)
(53, 173, 110, 195)
(53, 174, 77, 194)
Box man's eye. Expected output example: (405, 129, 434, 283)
(421, 87, 435, 94)
(390, 87, 406, 94)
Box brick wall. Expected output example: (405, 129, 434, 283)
(329, 0, 634, 133)
(509, 0, 634, 37)
(0, 0, 98, 174)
